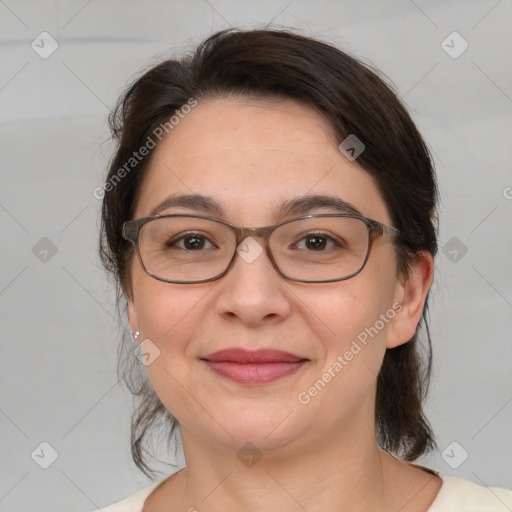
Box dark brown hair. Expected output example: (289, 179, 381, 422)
(100, 28, 438, 477)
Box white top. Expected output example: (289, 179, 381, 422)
(93, 468, 512, 512)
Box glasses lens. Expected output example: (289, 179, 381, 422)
(138, 217, 235, 282)
(136, 215, 370, 283)
(270, 216, 369, 281)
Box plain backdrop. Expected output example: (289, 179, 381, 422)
(1, 1, 511, 510)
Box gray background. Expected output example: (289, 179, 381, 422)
(1, 1, 511, 510)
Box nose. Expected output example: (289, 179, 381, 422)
(214, 236, 292, 327)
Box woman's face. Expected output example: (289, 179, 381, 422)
(127, 97, 421, 453)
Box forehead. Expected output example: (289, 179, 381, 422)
(134, 97, 390, 225)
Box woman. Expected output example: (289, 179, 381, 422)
(94, 28, 512, 511)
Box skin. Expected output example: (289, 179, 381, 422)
(127, 97, 441, 512)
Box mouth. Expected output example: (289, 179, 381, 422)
(200, 348, 310, 385)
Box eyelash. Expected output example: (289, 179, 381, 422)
(167, 232, 342, 251)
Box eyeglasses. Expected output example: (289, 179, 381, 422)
(122, 213, 400, 284)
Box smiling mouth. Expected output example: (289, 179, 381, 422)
(200, 348, 309, 384)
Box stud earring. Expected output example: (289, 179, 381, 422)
(133, 330, 140, 341)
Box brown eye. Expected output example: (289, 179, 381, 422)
(305, 235, 327, 251)
(167, 233, 215, 250)
(291, 233, 340, 252)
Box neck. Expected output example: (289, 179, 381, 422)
(175, 421, 390, 512)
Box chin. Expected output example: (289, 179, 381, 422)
(208, 406, 310, 451)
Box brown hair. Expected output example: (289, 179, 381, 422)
(100, 28, 438, 477)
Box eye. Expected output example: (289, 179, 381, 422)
(292, 233, 341, 251)
(167, 232, 216, 250)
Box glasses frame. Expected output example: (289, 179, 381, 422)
(122, 213, 400, 284)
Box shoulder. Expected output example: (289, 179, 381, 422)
(429, 472, 512, 512)
(89, 470, 512, 512)
(88, 480, 164, 512)
(88, 469, 182, 512)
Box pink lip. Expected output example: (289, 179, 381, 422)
(201, 348, 309, 384)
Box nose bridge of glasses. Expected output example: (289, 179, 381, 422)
(235, 226, 272, 246)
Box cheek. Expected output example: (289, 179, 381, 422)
(131, 277, 209, 420)
(303, 274, 396, 334)
(297, 273, 398, 369)
(295, 283, 397, 411)
(131, 264, 211, 357)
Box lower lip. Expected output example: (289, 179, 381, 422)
(203, 360, 308, 384)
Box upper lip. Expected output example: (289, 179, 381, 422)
(201, 348, 308, 363)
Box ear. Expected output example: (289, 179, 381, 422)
(127, 297, 139, 337)
(386, 251, 434, 349)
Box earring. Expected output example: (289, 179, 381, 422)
(133, 330, 140, 341)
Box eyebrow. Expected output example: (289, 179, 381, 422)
(150, 194, 225, 217)
(277, 194, 362, 218)
(150, 193, 363, 220)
